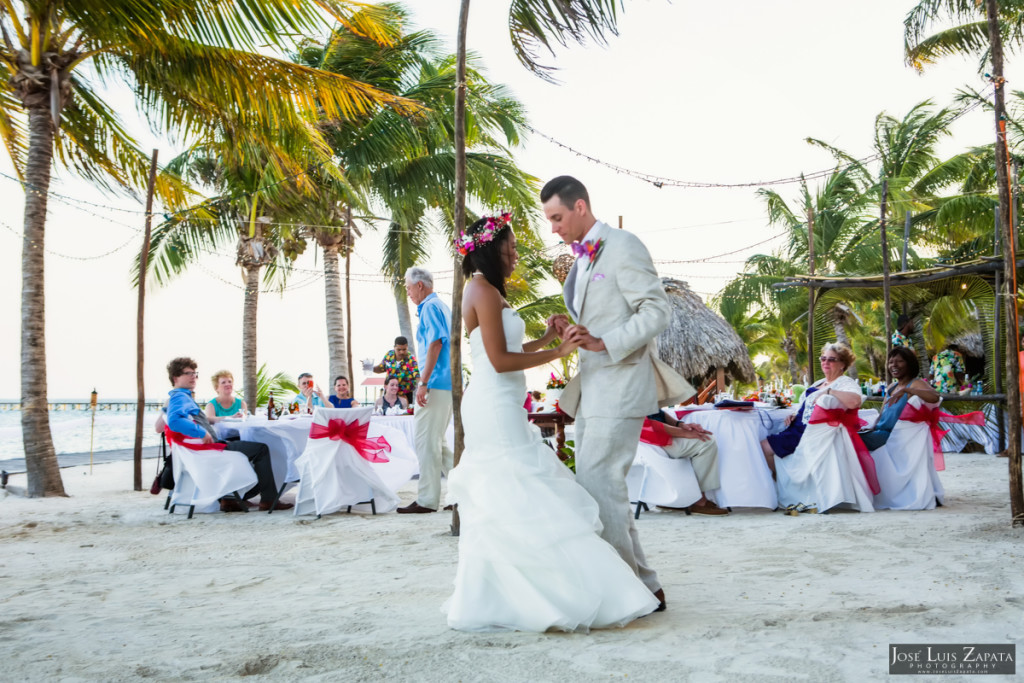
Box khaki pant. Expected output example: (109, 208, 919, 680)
(663, 437, 720, 492)
(413, 388, 453, 510)
(574, 414, 660, 594)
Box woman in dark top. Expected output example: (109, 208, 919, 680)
(860, 346, 938, 450)
(374, 377, 409, 415)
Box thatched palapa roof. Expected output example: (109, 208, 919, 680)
(656, 278, 756, 385)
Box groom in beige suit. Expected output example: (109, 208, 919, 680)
(543, 175, 681, 612)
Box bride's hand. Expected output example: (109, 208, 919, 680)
(556, 336, 581, 357)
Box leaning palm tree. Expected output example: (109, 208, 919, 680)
(1, 0, 408, 497)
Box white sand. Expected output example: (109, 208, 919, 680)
(1, 453, 1021, 682)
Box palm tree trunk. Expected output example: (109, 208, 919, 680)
(323, 246, 349, 383)
(985, 0, 1024, 526)
(242, 264, 261, 411)
(449, 0, 471, 536)
(394, 291, 414, 355)
(21, 106, 64, 497)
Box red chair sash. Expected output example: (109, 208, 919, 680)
(164, 427, 226, 451)
(807, 406, 880, 495)
(309, 418, 391, 463)
(640, 419, 673, 447)
(899, 404, 985, 472)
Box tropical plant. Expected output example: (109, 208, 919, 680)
(0, 0, 409, 497)
(253, 363, 299, 410)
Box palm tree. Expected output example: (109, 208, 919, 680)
(0, 0, 411, 497)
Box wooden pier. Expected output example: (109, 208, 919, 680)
(0, 400, 166, 412)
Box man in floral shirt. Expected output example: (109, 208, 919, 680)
(930, 344, 966, 394)
(373, 336, 420, 404)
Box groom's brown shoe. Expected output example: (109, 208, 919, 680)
(397, 502, 436, 514)
(653, 588, 666, 612)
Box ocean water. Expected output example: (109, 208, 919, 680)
(0, 406, 163, 459)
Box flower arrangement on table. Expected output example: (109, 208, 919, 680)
(546, 373, 567, 390)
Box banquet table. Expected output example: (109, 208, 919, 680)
(672, 405, 879, 510)
(214, 415, 419, 491)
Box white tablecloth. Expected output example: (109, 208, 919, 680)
(214, 415, 419, 487)
(673, 407, 879, 509)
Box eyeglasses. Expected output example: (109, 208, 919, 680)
(181, 371, 199, 377)
(819, 356, 841, 363)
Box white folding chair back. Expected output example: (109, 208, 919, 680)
(168, 438, 258, 517)
(293, 407, 401, 517)
(626, 442, 702, 518)
(775, 394, 875, 513)
(872, 396, 944, 510)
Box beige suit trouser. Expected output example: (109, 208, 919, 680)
(413, 388, 454, 510)
(574, 414, 660, 594)
(662, 437, 720, 492)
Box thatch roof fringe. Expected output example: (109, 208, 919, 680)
(656, 278, 756, 385)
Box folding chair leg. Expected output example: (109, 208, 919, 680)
(231, 492, 248, 513)
(633, 500, 648, 520)
(187, 505, 195, 519)
(266, 482, 288, 514)
(370, 498, 376, 515)
(164, 493, 171, 511)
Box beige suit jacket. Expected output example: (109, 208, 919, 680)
(561, 223, 688, 419)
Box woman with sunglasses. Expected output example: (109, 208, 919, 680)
(759, 342, 862, 476)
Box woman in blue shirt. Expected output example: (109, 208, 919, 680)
(329, 375, 357, 408)
(204, 369, 247, 422)
(861, 346, 938, 450)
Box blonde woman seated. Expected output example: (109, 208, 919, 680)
(204, 370, 247, 423)
(770, 343, 872, 513)
(374, 377, 409, 416)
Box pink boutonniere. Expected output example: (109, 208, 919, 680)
(591, 273, 605, 281)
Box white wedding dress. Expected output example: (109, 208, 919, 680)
(443, 308, 659, 632)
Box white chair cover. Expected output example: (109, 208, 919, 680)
(168, 438, 258, 514)
(293, 407, 401, 517)
(775, 394, 875, 513)
(626, 442, 703, 510)
(871, 396, 944, 510)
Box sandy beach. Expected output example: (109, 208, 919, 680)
(1, 451, 1021, 682)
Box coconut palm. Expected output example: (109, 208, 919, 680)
(0, 0, 411, 497)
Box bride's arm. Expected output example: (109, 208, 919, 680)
(468, 282, 576, 373)
(521, 318, 561, 353)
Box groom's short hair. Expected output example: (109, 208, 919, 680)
(541, 175, 590, 210)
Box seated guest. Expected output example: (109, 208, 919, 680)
(861, 347, 939, 450)
(291, 372, 328, 414)
(760, 342, 862, 476)
(374, 377, 409, 415)
(329, 375, 357, 408)
(165, 357, 291, 512)
(646, 411, 727, 515)
(204, 370, 247, 423)
(373, 336, 420, 404)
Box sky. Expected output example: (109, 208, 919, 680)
(0, 0, 1007, 401)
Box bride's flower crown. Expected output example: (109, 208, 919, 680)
(455, 212, 512, 256)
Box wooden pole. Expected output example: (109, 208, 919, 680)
(984, 0, 1024, 526)
(880, 179, 893, 386)
(449, 0, 470, 536)
(134, 149, 159, 492)
(807, 207, 816, 384)
(994, 207, 1005, 451)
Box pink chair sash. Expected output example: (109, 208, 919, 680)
(899, 404, 986, 472)
(640, 419, 672, 447)
(807, 406, 880, 495)
(165, 427, 226, 451)
(309, 418, 391, 463)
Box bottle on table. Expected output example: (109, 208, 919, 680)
(267, 394, 275, 421)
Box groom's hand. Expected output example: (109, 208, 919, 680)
(566, 325, 605, 352)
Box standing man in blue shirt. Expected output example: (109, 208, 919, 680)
(165, 357, 291, 512)
(399, 266, 454, 514)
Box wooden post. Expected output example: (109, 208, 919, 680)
(901, 211, 912, 316)
(807, 208, 816, 384)
(994, 207, 1005, 451)
(449, 0, 471, 536)
(880, 179, 893, 386)
(345, 209, 353, 380)
(134, 149, 159, 492)
(985, 0, 1023, 526)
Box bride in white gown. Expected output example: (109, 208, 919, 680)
(443, 214, 659, 633)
